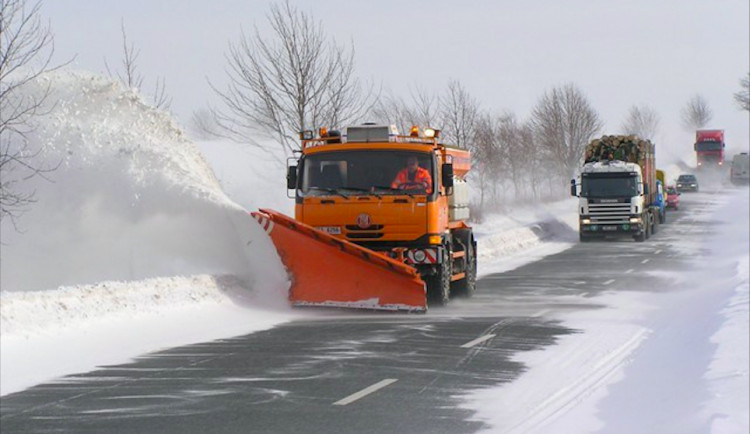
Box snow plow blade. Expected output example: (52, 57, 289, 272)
(252, 209, 426, 312)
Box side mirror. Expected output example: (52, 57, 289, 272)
(570, 179, 577, 197)
(287, 165, 297, 189)
(441, 163, 454, 189)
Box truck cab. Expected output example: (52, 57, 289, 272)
(695, 129, 726, 168)
(286, 124, 475, 305)
(573, 160, 651, 241)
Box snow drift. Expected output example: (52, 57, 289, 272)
(0, 71, 287, 298)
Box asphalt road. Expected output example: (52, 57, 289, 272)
(0, 192, 716, 434)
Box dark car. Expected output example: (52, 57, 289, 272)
(666, 185, 680, 210)
(676, 174, 699, 192)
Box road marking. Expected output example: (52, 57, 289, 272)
(460, 334, 497, 348)
(641, 259, 650, 264)
(532, 309, 550, 318)
(655, 249, 662, 254)
(625, 269, 634, 274)
(604, 279, 615, 285)
(333, 379, 397, 406)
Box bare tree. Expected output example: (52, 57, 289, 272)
(470, 112, 507, 210)
(529, 83, 603, 184)
(188, 108, 220, 140)
(371, 85, 440, 135)
(211, 0, 375, 159)
(680, 94, 713, 130)
(734, 73, 749, 112)
(439, 79, 478, 149)
(0, 0, 59, 225)
(104, 20, 171, 110)
(621, 104, 660, 140)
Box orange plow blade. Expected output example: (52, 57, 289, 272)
(251, 209, 427, 312)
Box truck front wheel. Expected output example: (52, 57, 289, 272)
(426, 250, 451, 306)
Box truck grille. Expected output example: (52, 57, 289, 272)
(345, 224, 384, 240)
(588, 203, 631, 224)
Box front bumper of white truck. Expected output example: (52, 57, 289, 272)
(579, 216, 644, 236)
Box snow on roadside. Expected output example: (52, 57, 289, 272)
(1, 275, 295, 396)
(0, 70, 294, 396)
(702, 255, 749, 434)
(474, 198, 578, 276)
(461, 188, 749, 433)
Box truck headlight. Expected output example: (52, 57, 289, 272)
(581, 218, 591, 224)
(629, 217, 642, 223)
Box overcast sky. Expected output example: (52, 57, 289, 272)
(41, 0, 749, 157)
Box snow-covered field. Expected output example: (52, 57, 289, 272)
(1, 72, 747, 433)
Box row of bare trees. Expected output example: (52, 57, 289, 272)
(3, 0, 749, 224)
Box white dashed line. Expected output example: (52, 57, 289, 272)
(655, 249, 662, 254)
(333, 379, 398, 406)
(532, 309, 551, 318)
(460, 334, 497, 349)
(625, 269, 635, 274)
(604, 279, 615, 285)
(641, 259, 650, 264)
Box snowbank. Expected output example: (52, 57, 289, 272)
(0, 71, 294, 395)
(0, 71, 288, 297)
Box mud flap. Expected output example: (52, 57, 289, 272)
(251, 209, 427, 312)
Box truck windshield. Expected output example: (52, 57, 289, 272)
(300, 150, 434, 196)
(580, 174, 638, 198)
(695, 141, 723, 151)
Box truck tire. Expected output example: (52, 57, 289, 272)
(634, 221, 647, 242)
(426, 250, 451, 306)
(452, 230, 476, 298)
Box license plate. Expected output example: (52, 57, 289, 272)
(315, 226, 341, 235)
(602, 225, 618, 231)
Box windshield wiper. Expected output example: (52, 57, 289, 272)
(307, 187, 349, 199)
(340, 187, 382, 199)
(370, 185, 415, 197)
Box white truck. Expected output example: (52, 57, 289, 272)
(571, 135, 659, 242)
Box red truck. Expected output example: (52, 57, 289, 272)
(694, 129, 725, 168)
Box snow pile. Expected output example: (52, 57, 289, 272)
(1, 275, 257, 336)
(0, 71, 287, 298)
(474, 199, 578, 276)
(0, 71, 295, 395)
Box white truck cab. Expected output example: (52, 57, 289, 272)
(574, 160, 651, 241)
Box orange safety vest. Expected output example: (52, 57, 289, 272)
(391, 166, 433, 192)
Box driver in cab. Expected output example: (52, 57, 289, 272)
(391, 156, 432, 193)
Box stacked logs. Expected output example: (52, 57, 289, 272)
(584, 135, 652, 164)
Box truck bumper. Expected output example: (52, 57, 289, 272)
(580, 222, 643, 237)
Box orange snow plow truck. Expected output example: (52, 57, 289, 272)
(252, 124, 475, 312)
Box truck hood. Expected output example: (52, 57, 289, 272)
(298, 196, 428, 242)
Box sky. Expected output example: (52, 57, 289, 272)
(41, 0, 750, 159)
(1, 64, 747, 432)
